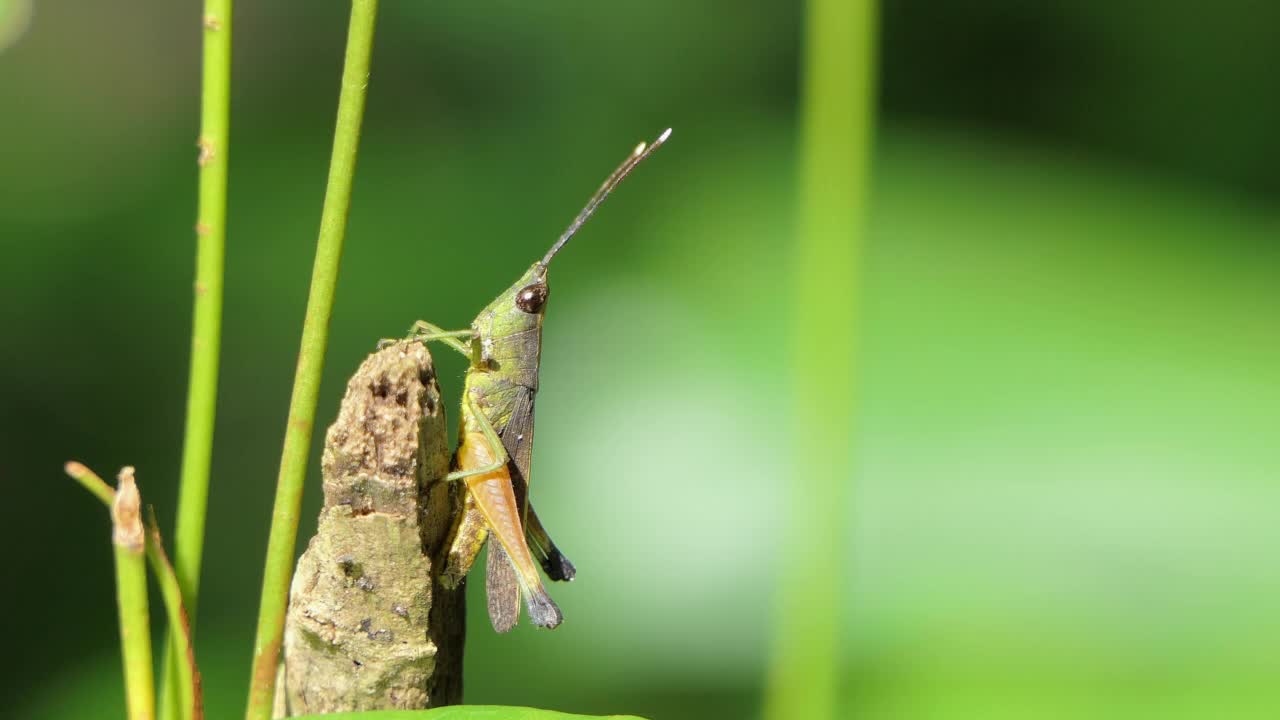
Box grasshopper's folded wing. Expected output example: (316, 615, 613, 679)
(486, 542, 521, 633)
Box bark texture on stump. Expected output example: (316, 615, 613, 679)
(275, 341, 465, 716)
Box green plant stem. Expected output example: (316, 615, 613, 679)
(763, 0, 876, 719)
(244, 2, 379, 718)
(113, 470, 156, 720)
(148, 511, 204, 720)
(66, 460, 115, 506)
(66, 463, 204, 720)
(163, 2, 232, 718)
(175, 0, 232, 616)
(116, 543, 155, 720)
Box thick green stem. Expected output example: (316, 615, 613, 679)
(113, 469, 156, 720)
(763, 0, 876, 719)
(163, 2, 232, 718)
(244, 2, 380, 718)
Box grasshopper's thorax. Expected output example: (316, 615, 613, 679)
(460, 263, 549, 434)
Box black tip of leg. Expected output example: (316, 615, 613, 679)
(540, 549, 577, 582)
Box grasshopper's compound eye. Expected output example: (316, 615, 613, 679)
(516, 283, 549, 313)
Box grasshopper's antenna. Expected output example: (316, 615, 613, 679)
(541, 127, 672, 267)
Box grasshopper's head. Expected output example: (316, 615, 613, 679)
(469, 263, 551, 379)
(476, 262, 551, 340)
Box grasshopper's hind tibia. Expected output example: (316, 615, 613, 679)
(526, 505, 576, 582)
(535, 546, 576, 583)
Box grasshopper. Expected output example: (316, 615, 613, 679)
(411, 128, 671, 631)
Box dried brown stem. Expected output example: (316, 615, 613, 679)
(274, 341, 465, 716)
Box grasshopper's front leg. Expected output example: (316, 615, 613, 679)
(408, 320, 474, 356)
(377, 320, 474, 356)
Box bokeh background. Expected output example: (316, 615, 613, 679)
(3, 1, 1278, 718)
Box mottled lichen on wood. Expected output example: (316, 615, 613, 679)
(276, 341, 465, 716)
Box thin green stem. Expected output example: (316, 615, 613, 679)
(173, 0, 232, 623)
(244, 2, 380, 718)
(116, 544, 154, 720)
(148, 510, 204, 720)
(763, 0, 876, 719)
(163, 2, 232, 718)
(113, 469, 156, 720)
(66, 460, 115, 506)
(66, 464, 203, 720)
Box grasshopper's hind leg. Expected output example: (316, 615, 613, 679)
(525, 504, 576, 581)
(446, 392, 510, 481)
(441, 494, 488, 588)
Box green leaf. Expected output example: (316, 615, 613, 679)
(291, 708, 646, 720)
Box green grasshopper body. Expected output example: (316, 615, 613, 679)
(413, 129, 671, 631)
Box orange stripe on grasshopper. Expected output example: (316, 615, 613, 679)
(457, 431, 562, 628)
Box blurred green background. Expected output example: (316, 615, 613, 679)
(3, 1, 1278, 718)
